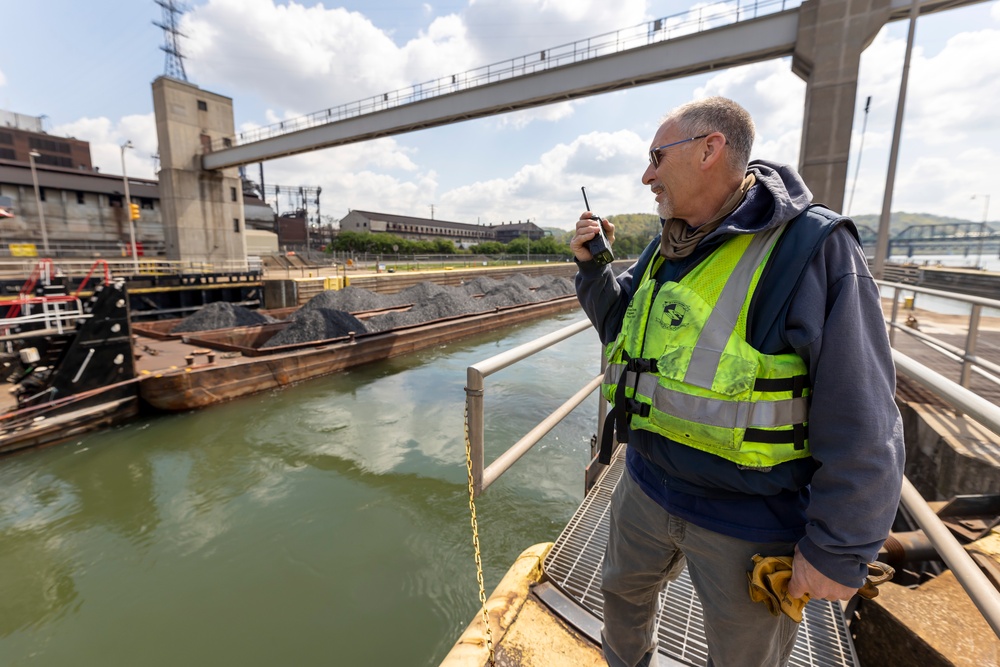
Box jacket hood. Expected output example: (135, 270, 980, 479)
(712, 159, 813, 237)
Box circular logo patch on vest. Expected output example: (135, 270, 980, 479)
(659, 301, 688, 329)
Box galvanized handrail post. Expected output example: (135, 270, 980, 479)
(889, 285, 902, 346)
(598, 353, 608, 441)
(465, 367, 486, 497)
(961, 304, 983, 388)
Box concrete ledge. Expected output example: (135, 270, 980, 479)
(439, 542, 553, 667)
(853, 569, 1000, 667)
(899, 399, 1000, 501)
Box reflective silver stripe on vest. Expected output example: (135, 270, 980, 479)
(604, 364, 807, 427)
(683, 224, 786, 390)
(628, 371, 807, 428)
(604, 363, 624, 385)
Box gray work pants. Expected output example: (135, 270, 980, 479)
(600, 470, 800, 667)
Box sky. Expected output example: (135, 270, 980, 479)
(1, 0, 998, 231)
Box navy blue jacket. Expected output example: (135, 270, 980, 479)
(575, 160, 905, 587)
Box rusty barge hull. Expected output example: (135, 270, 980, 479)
(140, 296, 581, 411)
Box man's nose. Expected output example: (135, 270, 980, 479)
(642, 162, 656, 185)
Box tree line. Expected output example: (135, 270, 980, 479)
(328, 213, 667, 258)
(327, 230, 576, 256)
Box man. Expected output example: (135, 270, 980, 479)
(571, 96, 904, 667)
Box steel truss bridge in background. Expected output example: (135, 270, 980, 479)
(856, 223, 1000, 258)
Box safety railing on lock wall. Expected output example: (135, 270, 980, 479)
(465, 319, 604, 497)
(0, 259, 258, 280)
(465, 315, 1000, 639)
(880, 280, 1000, 391)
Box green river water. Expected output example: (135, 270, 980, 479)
(0, 310, 602, 666)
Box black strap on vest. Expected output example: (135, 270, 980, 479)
(743, 426, 810, 444)
(753, 375, 808, 393)
(599, 353, 657, 465)
(745, 375, 808, 449)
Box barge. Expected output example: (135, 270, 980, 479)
(136, 294, 580, 411)
(0, 264, 581, 454)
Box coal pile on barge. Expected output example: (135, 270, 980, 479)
(364, 291, 481, 333)
(171, 302, 279, 333)
(170, 274, 576, 348)
(263, 309, 368, 348)
(289, 286, 407, 312)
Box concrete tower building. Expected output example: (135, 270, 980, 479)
(152, 76, 247, 265)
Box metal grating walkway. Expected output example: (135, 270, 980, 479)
(543, 451, 860, 667)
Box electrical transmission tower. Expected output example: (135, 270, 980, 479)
(154, 0, 189, 81)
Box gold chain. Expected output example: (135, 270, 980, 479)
(464, 400, 496, 667)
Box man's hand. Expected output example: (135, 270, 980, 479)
(570, 213, 615, 262)
(787, 544, 857, 601)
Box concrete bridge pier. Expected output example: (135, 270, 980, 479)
(793, 0, 894, 212)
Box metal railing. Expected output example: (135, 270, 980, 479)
(0, 239, 167, 256)
(0, 259, 258, 280)
(0, 299, 89, 339)
(465, 317, 1000, 638)
(217, 0, 798, 151)
(465, 318, 601, 496)
(879, 280, 1000, 390)
(892, 349, 1000, 637)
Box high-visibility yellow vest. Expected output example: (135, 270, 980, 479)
(601, 223, 811, 470)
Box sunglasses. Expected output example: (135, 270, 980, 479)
(648, 134, 710, 168)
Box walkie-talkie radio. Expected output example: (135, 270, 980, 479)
(581, 186, 614, 265)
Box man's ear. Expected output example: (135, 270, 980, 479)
(699, 132, 728, 170)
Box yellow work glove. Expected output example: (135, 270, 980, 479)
(747, 554, 809, 623)
(747, 554, 895, 623)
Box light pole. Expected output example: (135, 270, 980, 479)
(27, 150, 50, 255)
(972, 194, 991, 269)
(120, 140, 139, 273)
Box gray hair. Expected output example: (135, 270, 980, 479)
(665, 97, 755, 173)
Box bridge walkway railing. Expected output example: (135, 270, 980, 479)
(217, 0, 800, 151)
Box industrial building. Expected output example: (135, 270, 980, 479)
(0, 157, 165, 257)
(339, 209, 544, 249)
(0, 108, 280, 259)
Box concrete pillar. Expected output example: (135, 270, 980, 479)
(152, 76, 246, 267)
(792, 0, 893, 213)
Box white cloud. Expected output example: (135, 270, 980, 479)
(461, 0, 648, 63)
(50, 114, 158, 180)
(184, 0, 480, 114)
(182, 0, 652, 121)
(438, 130, 650, 226)
(843, 24, 1000, 217)
(0, 67, 6, 87)
(905, 29, 1000, 140)
(693, 58, 806, 166)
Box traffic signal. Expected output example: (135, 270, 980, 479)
(129, 203, 140, 220)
